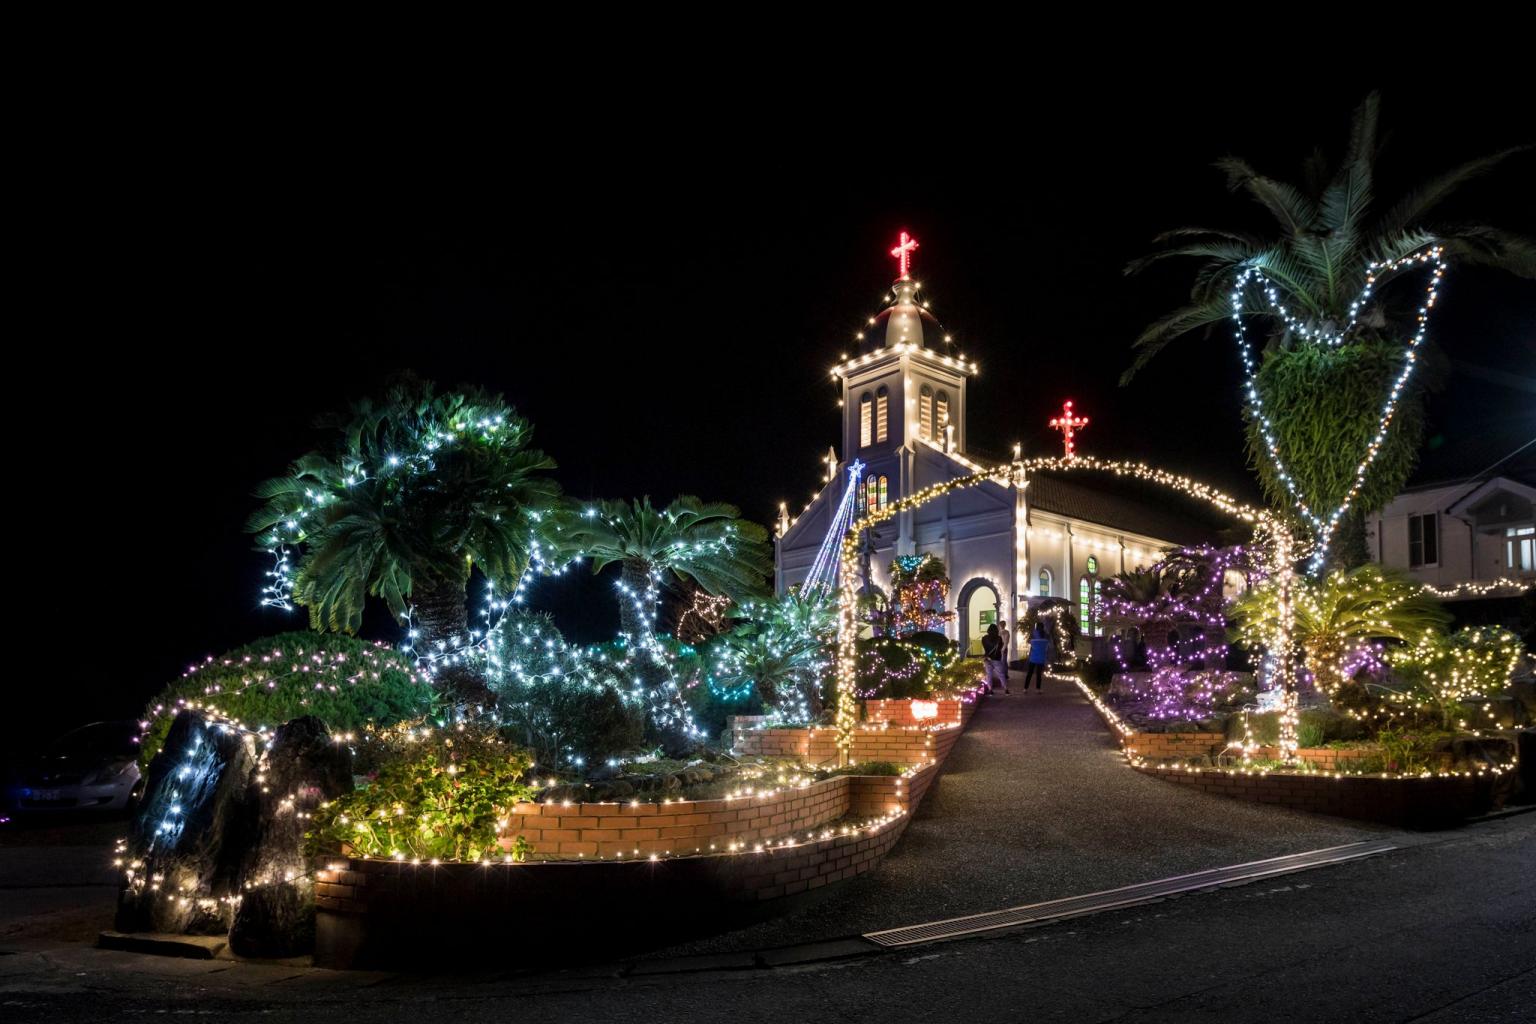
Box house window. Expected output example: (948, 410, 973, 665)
(1038, 567, 1052, 596)
(1509, 525, 1535, 572)
(859, 394, 873, 447)
(1408, 513, 1438, 567)
(875, 387, 890, 443)
(918, 385, 933, 440)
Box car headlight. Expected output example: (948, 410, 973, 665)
(85, 762, 136, 786)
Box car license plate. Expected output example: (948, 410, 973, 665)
(32, 789, 63, 801)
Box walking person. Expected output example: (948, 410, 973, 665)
(997, 618, 1012, 692)
(1023, 620, 1049, 690)
(981, 623, 1009, 694)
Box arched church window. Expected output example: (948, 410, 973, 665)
(878, 475, 889, 509)
(865, 476, 879, 512)
(1038, 567, 1052, 596)
(1080, 556, 1100, 636)
(936, 391, 950, 435)
(919, 385, 934, 440)
(860, 393, 873, 447)
(875, 386, 890, 443)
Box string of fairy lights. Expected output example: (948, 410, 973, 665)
(834, 455, 1306, 763)
(1230, 246, 1446, 573)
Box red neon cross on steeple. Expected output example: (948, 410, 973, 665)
(890, 231, 919, 279)
(1048, 400, 1089, 459)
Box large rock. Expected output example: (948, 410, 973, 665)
(115, 712, 263, 935)
(228, 716, 352, 958)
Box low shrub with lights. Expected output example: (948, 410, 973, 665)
(139, 633, 434, 764)
(307, 724, 535, 863)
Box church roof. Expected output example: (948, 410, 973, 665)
(1026, 471, 1220, 546)
(853, 277, 957, 358)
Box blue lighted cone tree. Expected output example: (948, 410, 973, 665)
(1125, 92, 1532, 571)
(247, 378, 560, 708)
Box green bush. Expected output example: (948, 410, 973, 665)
(139, 632, 434, 764)
(856, 638, 938, 699)
(488, 614, 648, 769)
(904, 631, 953, 657)
(824, 760, 903, 778)
(308, 724, 535, 862)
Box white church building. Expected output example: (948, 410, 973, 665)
(774, 235, 1206, 655)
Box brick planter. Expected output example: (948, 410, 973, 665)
(728, 718, 962, 765)
(315, 748, 958, 968)
(1077, 676, 1513, 828)
(1137, 764, 1505, 828)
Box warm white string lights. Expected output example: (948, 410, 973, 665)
(1230, 246, 1446, 573)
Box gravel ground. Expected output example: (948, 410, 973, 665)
(643, 676, 1392, 957)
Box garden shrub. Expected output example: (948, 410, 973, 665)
(856, 637, 937, 699)
(487, 613, 650, 769)
(824, 760, 903, 778)
(904, 630, 953, 657)
(307, 724, 535, 863)
(139, 632, 434, 764)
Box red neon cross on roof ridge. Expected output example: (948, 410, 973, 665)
(890, 231, 919, 279)
(1048, 399, 1090, 459)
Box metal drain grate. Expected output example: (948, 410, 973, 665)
(864, 839, 1397, 947)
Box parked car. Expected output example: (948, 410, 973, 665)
(7, 721, 144, 812)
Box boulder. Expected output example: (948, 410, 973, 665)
(228, 716, 353, 958)
(115, 712, 263, 935)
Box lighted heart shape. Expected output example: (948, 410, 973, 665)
(1229, 246, 1446, 572)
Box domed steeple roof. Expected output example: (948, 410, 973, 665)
(853, 275, 956, 356)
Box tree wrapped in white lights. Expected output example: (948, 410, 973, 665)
(1125, 94, 1533, 572)
(248, 378, 561, 707)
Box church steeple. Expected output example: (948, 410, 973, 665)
(832, 233, 976, 460)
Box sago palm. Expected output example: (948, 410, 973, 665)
(1231, 564, 1450, 695)
(248, 379, 560, 704)
(559, 496, 771, 639)
(710, 592, 836, 721)
(1125, 93, 1532, 563)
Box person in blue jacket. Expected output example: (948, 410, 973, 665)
(1023, 620, 1050, 690)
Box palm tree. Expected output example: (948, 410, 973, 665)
(1231, 564, 1450, 696)
(560, 496, 771, 639)
(710, 592, 836, 721)
(1125, 93, 1532, 563)
(248, 379, 560, 705)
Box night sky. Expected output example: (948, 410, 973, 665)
(19, 76, 1534, 744)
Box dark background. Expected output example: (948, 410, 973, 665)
(14, 74, 1534, 744)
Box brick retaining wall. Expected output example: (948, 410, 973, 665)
(1138, 763, 1500, 827)
(314, 704, 969, 968)
(729, 718, 961, 765)
(1075, 677, 1507, 827)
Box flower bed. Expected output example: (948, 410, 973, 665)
(312, 695, 982, 967)
(1068, 672, 1515, 828)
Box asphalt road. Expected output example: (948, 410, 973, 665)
(1, 812, 1531, 1022)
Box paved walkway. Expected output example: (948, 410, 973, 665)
(649, 676, 1391, 957)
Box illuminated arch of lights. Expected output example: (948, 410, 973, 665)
(833, 456, 1306, 764)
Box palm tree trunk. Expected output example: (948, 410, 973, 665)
(413, 568, 494, 711)
(618, 561, 656, 639)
